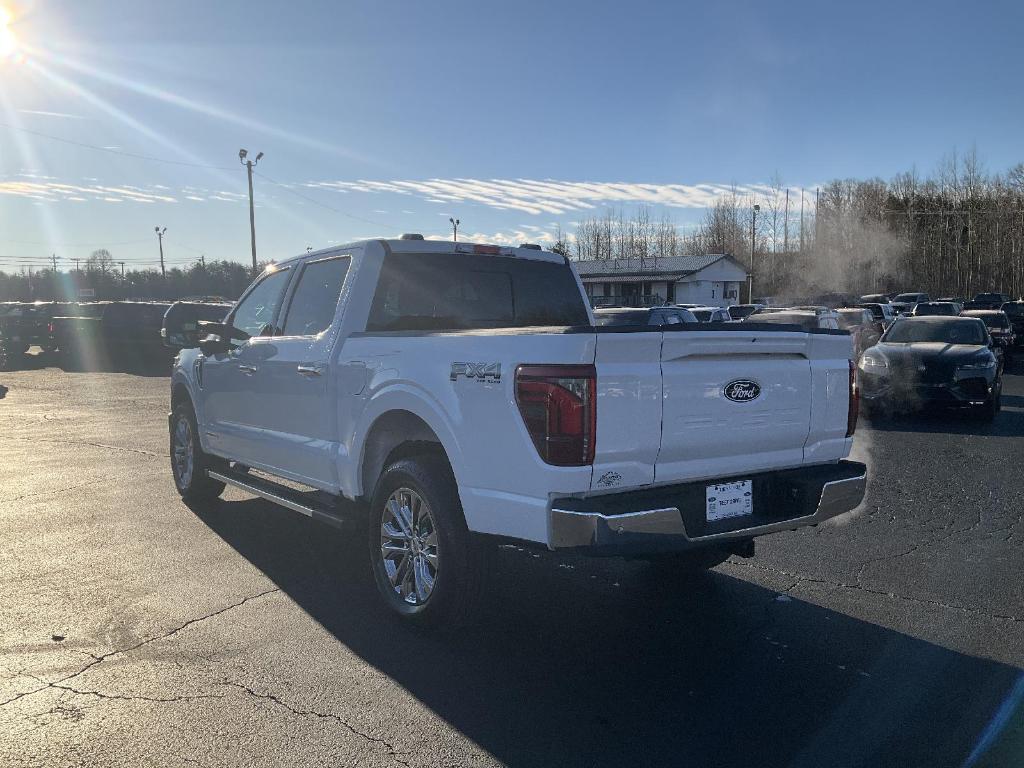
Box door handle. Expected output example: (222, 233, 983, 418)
(297, 363, 325, 377)
(237, 364, 257, 375)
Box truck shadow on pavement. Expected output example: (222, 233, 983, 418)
(194, 500, 1023, 768)
(3, 349, 172, 377)
(863, 404, 1024, 437)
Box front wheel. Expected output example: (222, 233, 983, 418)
(368, 454, 482, 627)
(170, 403, 226, 502)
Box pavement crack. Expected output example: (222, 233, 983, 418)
(0, 588, 280, 709)
(224, 681, 410, 767)
(0, 477, 107, 505)
(6, 435, 165, 459)
(23, 674, 223, 704)
(730, 560, 1024, 624)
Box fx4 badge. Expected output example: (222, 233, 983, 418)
(451, 361, 502, 383)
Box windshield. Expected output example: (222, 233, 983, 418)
(912, 303, 956, 316)
(728, 305, 758, 319)
(690, 310, 712, 321)
(894, 293, 923, 302)
(884, 319, 986, 344)
(593, 310, 649, 326)
(1001, 303, 1024, 317)
(748, 312, 818, 331)
(836, 310, 865, 329)
(963, 313, 1009, 329)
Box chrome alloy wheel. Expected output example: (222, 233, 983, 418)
(380, 487, 439, 605)
(172, 415, 195, 489)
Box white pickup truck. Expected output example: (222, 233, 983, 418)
(169, 237, 866, 625)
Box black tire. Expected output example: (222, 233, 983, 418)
(644, 547, 731, 577)
(368, 453, 482, 627)
(169, 402, 226, 502)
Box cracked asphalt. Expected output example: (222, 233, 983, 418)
(1, 357, 1023, 767)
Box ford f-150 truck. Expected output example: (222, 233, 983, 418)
(169, 237, 866, 625)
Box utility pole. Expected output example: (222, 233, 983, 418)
(748, 204, 760, 302)
(51, 253, 59, 272)
(239, 148, 264, 275)
(799, 189, 805, 253)
(118, 261, 125, 278)
(449, 217, 460, 243)
(200, 254, 206, 267)
(783, 190, 789, 254)
(155, 226, 167, 278)
(72, 258, 81, 273)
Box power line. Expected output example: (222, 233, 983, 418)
(0, 122, 235, 171)
(253, 170, 398, 231)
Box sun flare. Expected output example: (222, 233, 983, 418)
(0, 6, 18, 58)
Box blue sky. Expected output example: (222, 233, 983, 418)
(1, 0, 1022, 271)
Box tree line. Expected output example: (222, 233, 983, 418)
(570, 152, 1024, 301)
(0, 253, 259, 302)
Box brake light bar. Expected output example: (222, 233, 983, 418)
(515, 364, 596, 466)
(847, 359, 859, 438)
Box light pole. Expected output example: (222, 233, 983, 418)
(155, 226, 167, 279)
(748, 204, 760, 302)
(449, 217, 460, 243)
(239, 148, 264, 275)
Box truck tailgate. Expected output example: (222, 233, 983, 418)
(591, 328, 839, 492)
(656, 331, 813, 483)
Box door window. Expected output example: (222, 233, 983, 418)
(282, 256, 352, 337)
(231, 268, 292, 337)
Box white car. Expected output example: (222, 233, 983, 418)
(169, 237, 865, 625)
(685, 306, 733, 323)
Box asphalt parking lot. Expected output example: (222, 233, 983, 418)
(1, 356, 1023, 768)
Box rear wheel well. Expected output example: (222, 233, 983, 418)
(361, 410, 451, 500)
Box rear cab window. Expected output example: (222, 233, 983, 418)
(367, 252, 588, 331)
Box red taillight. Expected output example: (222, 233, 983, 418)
(847, 359, 859, 437)
(48, 322, 54, 334)
(515, 364, 596, 466)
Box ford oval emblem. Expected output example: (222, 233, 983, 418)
(724, 379, 761, 402)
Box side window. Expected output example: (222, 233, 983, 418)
(282, 256, 352, 337)
(663, 312, 684, 325)
(231, 268, 292, 338)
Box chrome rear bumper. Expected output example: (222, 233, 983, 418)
(549, 461, 867, 552)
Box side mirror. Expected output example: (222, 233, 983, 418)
(197, 321, 250, 341)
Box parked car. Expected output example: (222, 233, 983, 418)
(936, 297, 965, 312)
(727, 304, 763, 320)
(685, 306, 732, 323)
(891, 292, 931, 314)
(162, 301, 232, 350)
(961, 310, 1015, 361)
(168, 238, 865, 625)
(837, 307, 880, 356)
(1000, 301, 1024, 348)
(859, 316, 1001, 419)
(593, 306, 698, 326)
(859, 293, 890, 304)
(910, 301, 959, 317)
(971, 292, 1010, 310)
(0, 301, 76, 364)
(745, 309, 842, 332)
(53, 301, 172, 365)
(857, 302, 897, 330)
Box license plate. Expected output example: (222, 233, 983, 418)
(706, 480, 753, 522)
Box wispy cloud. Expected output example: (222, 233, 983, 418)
(17, 109, 88, 120)
(305, 178, 771, 216)
(0, 179, 177, 204)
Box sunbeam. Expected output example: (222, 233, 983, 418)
(21, 57, 238, 190)
(33, 47, 375, 165)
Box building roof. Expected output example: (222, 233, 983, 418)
(572, 254, 742, 280)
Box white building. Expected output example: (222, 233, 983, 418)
(574, 254, 748, 308)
